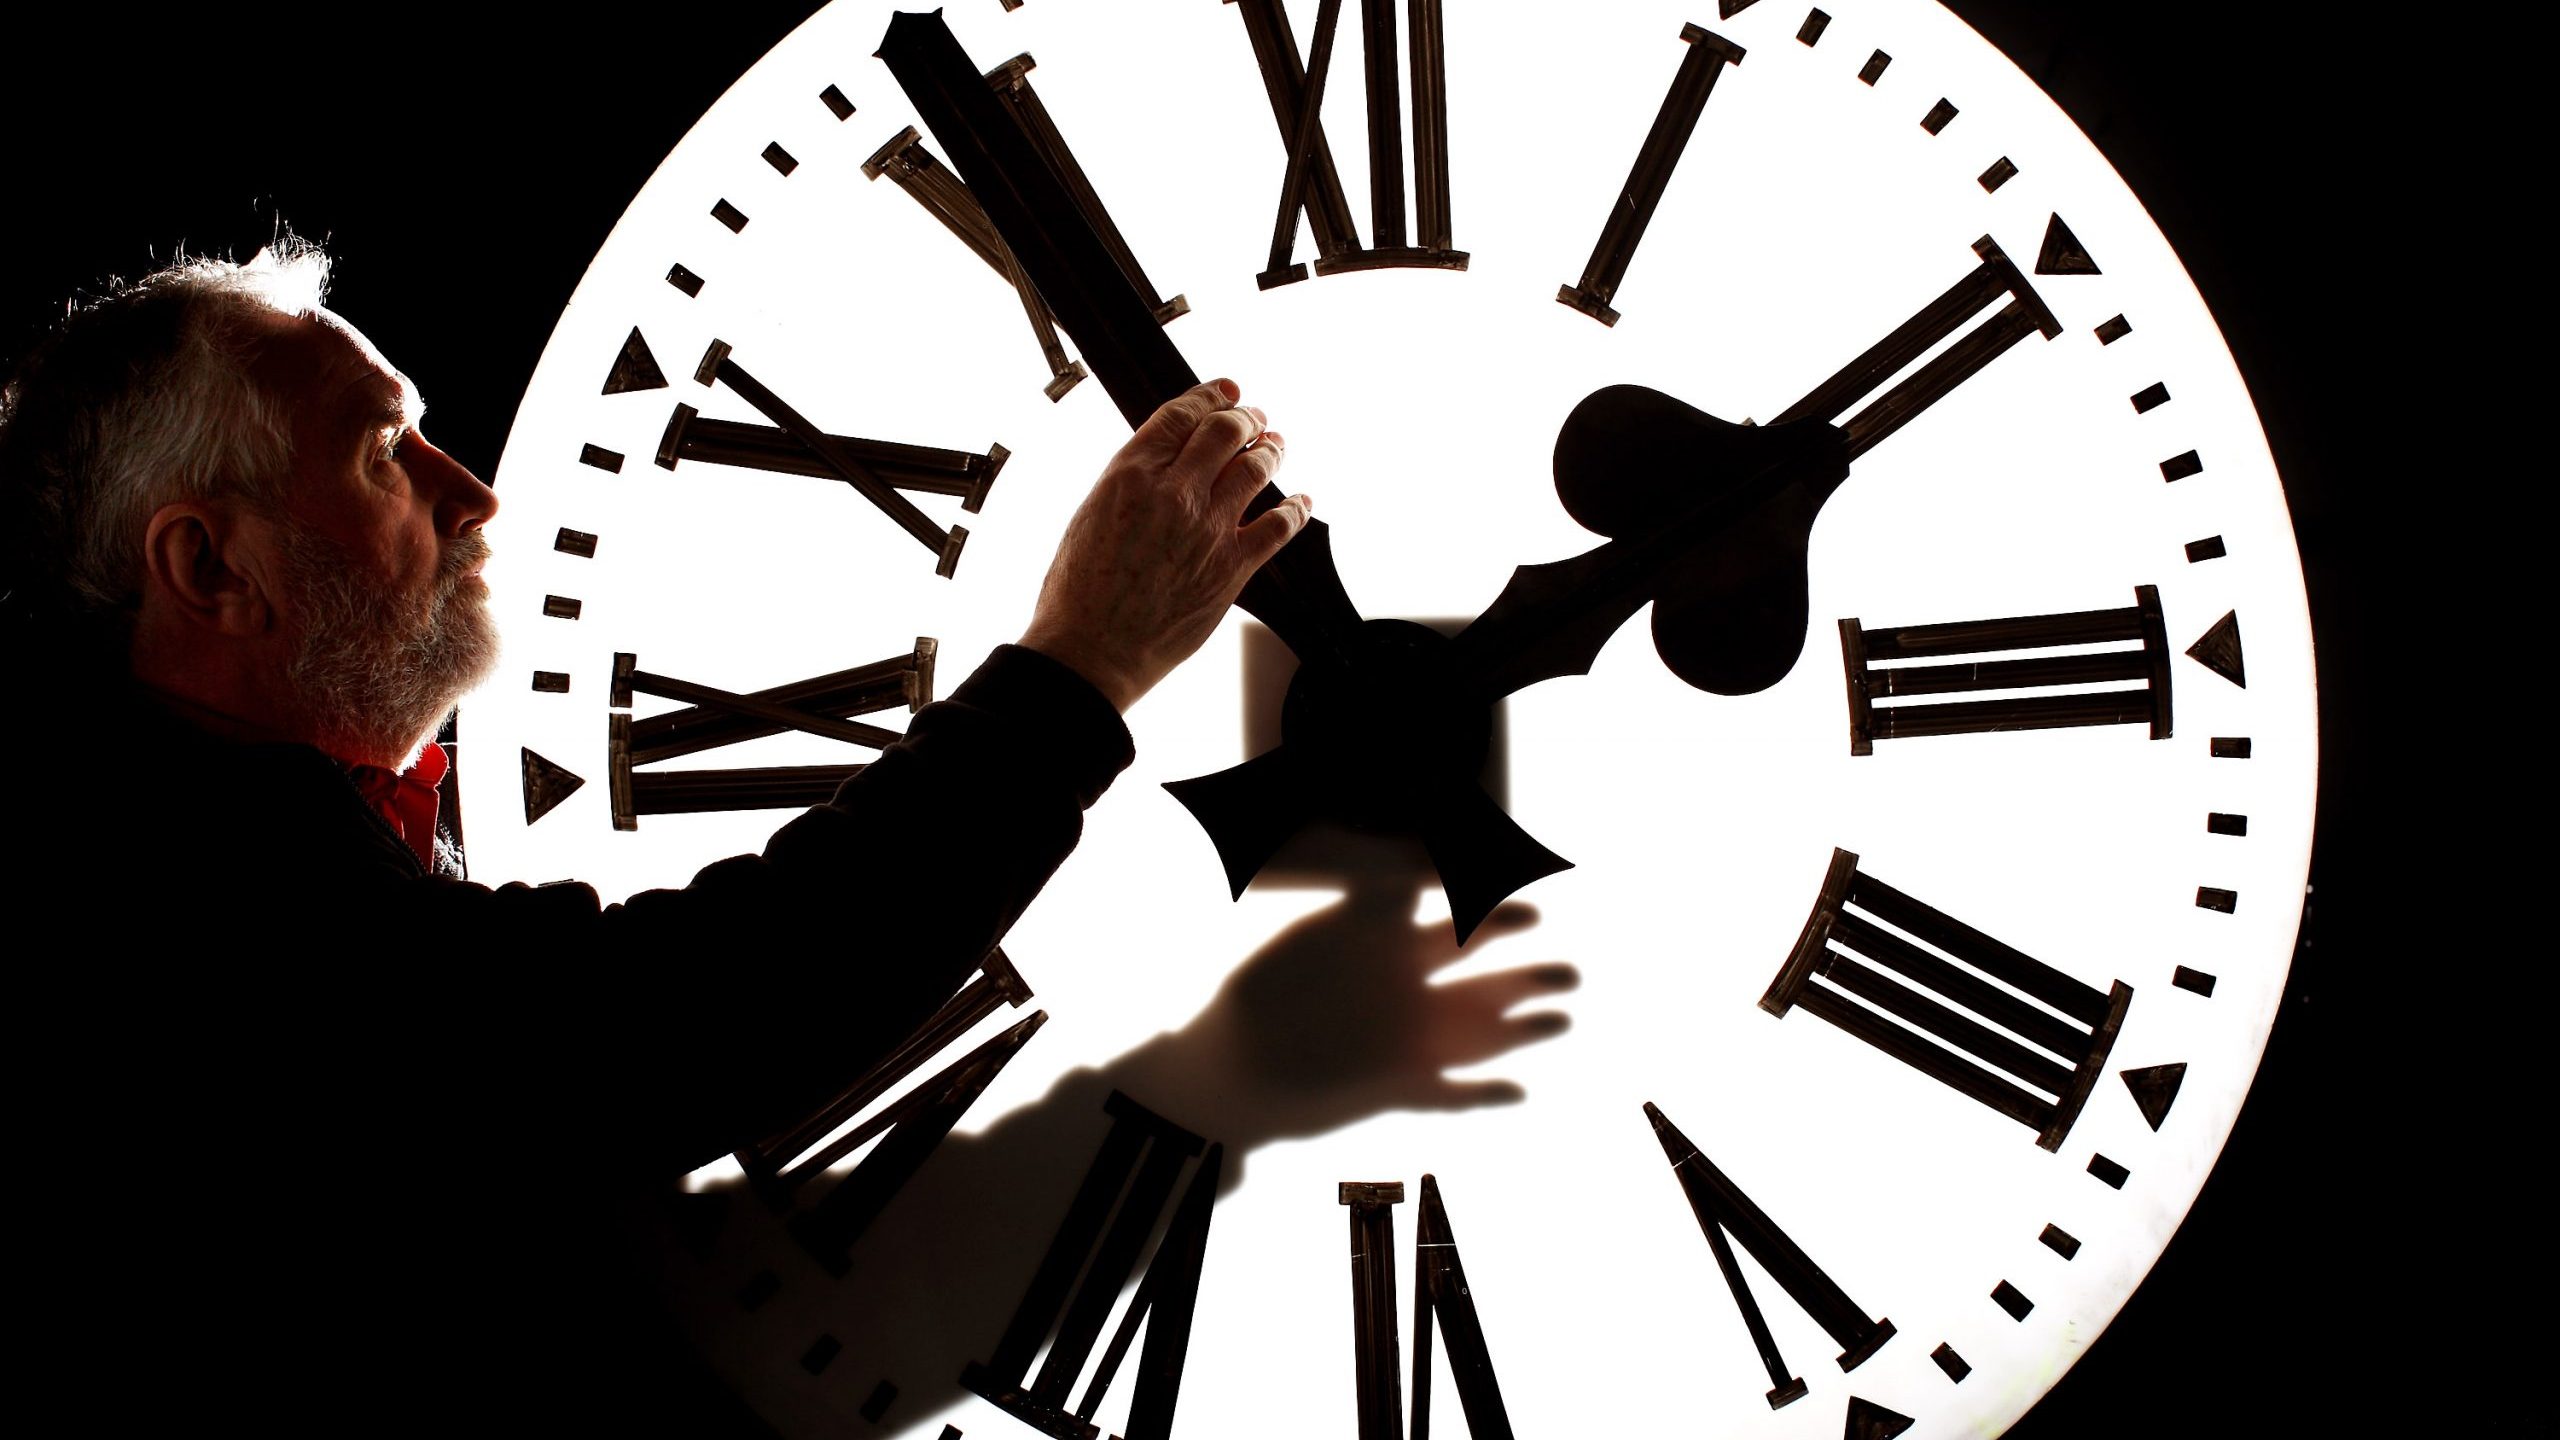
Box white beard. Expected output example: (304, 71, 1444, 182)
(278, 523, 500, 766)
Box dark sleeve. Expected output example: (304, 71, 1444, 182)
(438, 644, 1132, 1175)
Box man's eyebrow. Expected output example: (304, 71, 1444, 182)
(354, 383, 427, 437)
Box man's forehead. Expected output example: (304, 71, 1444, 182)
(266, 310, 422, 428)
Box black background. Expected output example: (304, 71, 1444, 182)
(2, 3, 2466, 1433)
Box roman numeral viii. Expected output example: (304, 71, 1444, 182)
(963, 1093, 1222, 1440)
(1763, 850, 2133, 1150)
(736, 950, 1044, 1276)
(1645, 1102, 1894, 1409)
(1226, 0, 1468, 288)
(1338, 1176, 1517, 1440)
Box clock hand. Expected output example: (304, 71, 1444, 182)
(879, 10, 1365, 673)
(1176, 241, 2052, 931)
(1450, 237, 2060, 701)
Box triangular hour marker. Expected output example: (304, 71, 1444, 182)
(520, 747, 585, 824)
(2186, 611, 2246, 687)
(2035, 213, 2100, 274)
(1720, 0, 1761, 15)
(2121, 1062, 2188, 1130)
(1845, 1397, 1916, 1439)
(602, 327, 668, 394)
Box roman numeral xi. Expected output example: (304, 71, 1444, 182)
(867, 54, 1189, 401)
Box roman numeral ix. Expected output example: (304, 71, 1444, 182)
(1227, 0, 1467, 288)
(1763, 849, 2132, 1150)
(607, 640, 935, 830)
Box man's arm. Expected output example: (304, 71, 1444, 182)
(425, 381, 1308, 1175)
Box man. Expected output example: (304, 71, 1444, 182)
(3, 241, 1308, 1428)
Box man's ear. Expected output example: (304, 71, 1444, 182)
(140, 501, 277, 638)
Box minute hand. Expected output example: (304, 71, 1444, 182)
(1450, 239, 2060, 703)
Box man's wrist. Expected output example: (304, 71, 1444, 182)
(1014, 631, 1145, 714)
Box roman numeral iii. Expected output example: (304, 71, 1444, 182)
(1838, 585, 2173, 753)
(1763, 850, 2132, 1150)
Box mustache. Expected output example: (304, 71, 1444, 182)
(438, 531, 492, 589)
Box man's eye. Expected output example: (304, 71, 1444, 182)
(380, 430, 407, 462)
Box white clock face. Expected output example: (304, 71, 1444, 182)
(457, 3, 2315, 1437)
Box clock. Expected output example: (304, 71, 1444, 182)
(452, 3, 2318, 1437)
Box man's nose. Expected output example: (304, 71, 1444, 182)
(421, 438, 501, 533)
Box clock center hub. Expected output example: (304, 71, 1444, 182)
(1279, 618, 1492, 834)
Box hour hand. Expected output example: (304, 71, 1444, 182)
(1452, 237, 2058, 702)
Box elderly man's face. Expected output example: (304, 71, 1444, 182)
(252, 312, 501, 763)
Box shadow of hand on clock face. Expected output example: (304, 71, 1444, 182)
(1120, 879, 1579, 1147)
(656, 871, 1575, 1437)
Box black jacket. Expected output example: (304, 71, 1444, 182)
(20, 643, 1132, 1432)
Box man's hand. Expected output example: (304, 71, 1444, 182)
(1019, 379, 1310, 712)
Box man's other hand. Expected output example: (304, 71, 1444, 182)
(1019, 379, 1310, 712)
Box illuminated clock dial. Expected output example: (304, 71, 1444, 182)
(457, 3, 2317, 1436)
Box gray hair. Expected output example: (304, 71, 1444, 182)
(0, 237, 333, 635)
